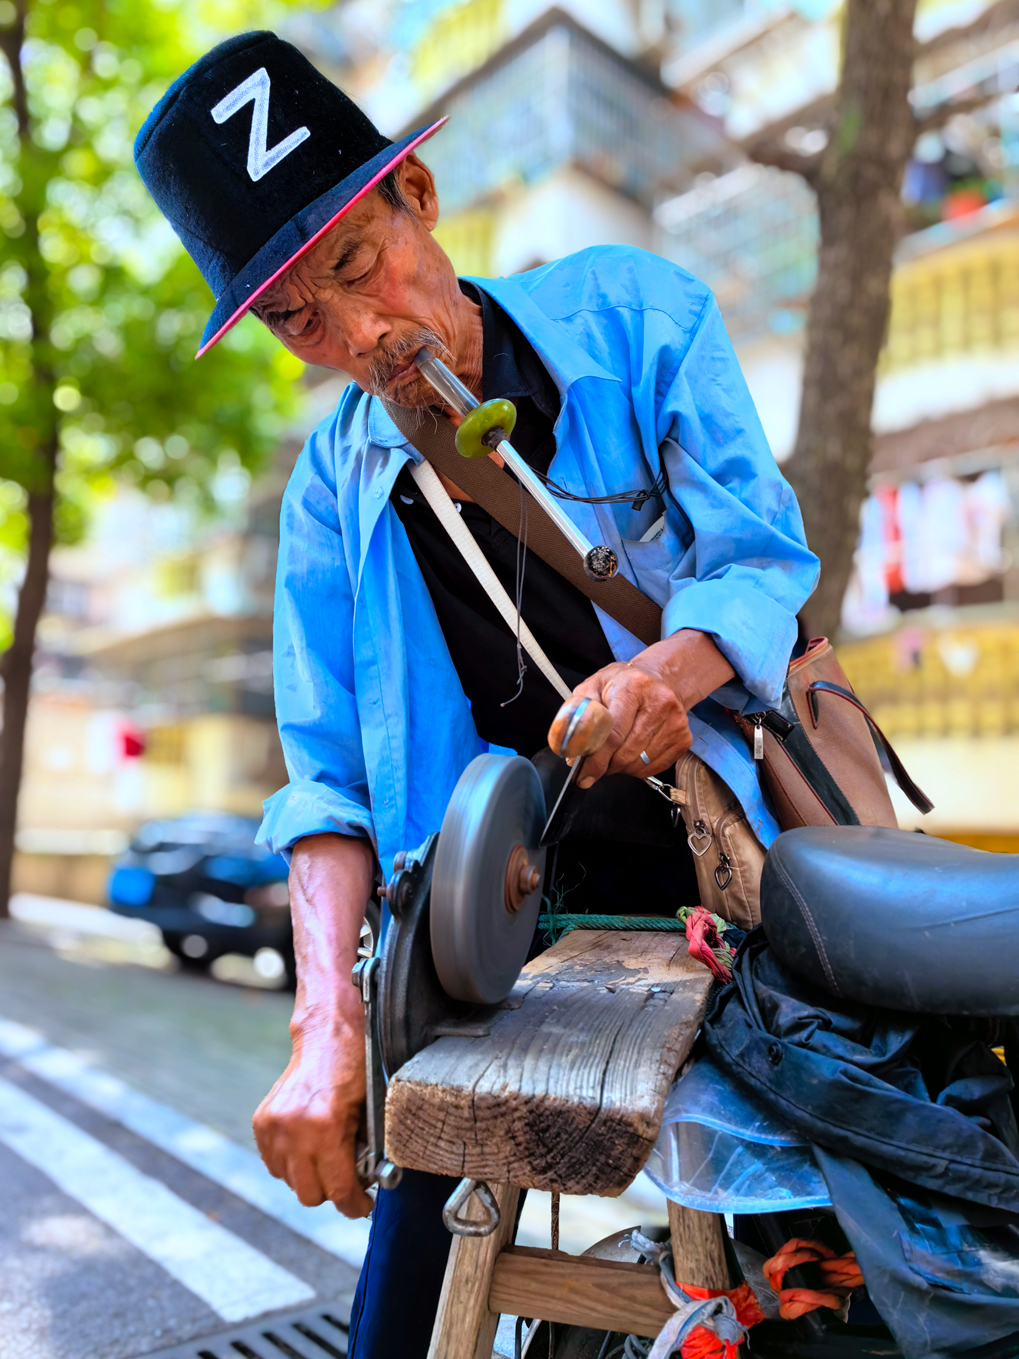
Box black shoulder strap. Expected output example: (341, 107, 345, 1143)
(381, 398, 663, 648)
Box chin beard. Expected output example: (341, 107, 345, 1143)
(385, 372, 437, 410)
(365, 327, 449, 401)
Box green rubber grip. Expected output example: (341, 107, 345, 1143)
(454, 398, 517, 459)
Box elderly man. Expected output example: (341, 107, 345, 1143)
(136, 30, 818, 1357)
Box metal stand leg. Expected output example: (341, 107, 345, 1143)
(668, 1201, 729, 1291)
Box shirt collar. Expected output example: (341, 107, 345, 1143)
(459, 280, 530, 403)
(464, 272, 621, 391)
(367, 398, 420, 449)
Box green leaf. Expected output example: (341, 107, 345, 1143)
(0, 0, 319, 518)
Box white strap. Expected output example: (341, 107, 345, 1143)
(409, 460, 572, 702)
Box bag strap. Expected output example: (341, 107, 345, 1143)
(805, 680, 934, 815)
(408, 460, 571, 701)
(381, 398, 663, 647)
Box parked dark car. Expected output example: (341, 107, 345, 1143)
(107, 811, 298, 985)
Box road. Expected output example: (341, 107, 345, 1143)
(0, 897, 671, 1359)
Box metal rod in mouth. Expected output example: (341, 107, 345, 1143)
(414, 348, 617, 580)
(415, 348, 476, 419)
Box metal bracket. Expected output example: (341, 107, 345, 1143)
(442, 1177, 501, 1237)
(379, 847, 427, 920)
(351, 954, 402, 1192)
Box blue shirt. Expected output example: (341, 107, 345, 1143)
(258, 246, 819, 875)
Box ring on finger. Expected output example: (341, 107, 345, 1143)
(639, 750, 651, 766)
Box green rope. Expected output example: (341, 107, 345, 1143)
(537, 905, 736, 954)
(537, 913, 686, 945)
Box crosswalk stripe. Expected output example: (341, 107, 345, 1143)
(0, 1016, 370, 1266)
(0, 1075, 316, 1322)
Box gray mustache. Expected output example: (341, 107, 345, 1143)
(366, 328, 448, 396)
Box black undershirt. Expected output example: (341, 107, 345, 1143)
(391, 283, 614, 757)
(390, 283, 699, 914)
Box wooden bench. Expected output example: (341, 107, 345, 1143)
(385, 929, 725, 1359)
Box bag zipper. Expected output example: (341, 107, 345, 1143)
(752, 715, 764, 760)
(688, 817, 712, 857)
(761, 710, 794, 740)
(712, 806, 748, 891)
(750, 711, 793, 759)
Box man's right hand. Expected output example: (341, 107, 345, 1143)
(254, 1018, 373, 1217)
(252, 832, 376, 1219)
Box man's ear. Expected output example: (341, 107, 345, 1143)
(398, 154, 440, 232)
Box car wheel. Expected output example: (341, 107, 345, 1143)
(162, 930, 219, 970)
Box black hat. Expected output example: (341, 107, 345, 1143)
(134, 31, 445, 357)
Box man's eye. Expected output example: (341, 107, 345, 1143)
(288, 312, 319, 339)
(343, 255, 378, 286)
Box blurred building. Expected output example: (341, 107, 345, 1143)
(286, 0, 1019, 844)
(19, 0, 1019, 900)
(300, 0, 731, 273)
(655, 0, 1019, 844)
(15, 373, 349, 902)
(17, 484, 282, 901)
(18, 352, 351, 898)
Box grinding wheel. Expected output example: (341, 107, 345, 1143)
(431, 754, 547, 1005)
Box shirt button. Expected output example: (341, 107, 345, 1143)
(374, 487, 383, 498)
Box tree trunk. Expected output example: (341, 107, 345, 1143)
(0, 1, 59, 918)
(785, 0, 919, 637)
(0, 477, 55, 915)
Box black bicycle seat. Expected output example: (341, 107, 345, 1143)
(761, 826, 1019, 1016)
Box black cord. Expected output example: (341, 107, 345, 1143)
(515, 1315, 526, 1359)
(500, 478, 529, 709)
(595, 1333, 615, 1359)
(527, 465, 667, 511)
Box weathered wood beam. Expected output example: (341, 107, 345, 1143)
(386, 930, 713, 1195)
(489, 1247, 675, 1338)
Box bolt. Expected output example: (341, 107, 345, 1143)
(519, 863, 540, 896)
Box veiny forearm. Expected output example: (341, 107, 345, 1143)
(288, 832, 375, 1044)
(253, 831, 376, 1216)
(634, 629, 735, 711)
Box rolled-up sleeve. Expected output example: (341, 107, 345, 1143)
(257, 430, 374, 856)
(654, 295, 818, 708)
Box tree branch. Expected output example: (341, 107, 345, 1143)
(745, 135, 824, 184)
(0, 0, 28, 143)
(739, 0, 1019, 184)
(920, 0, 1019, 62)
(750, 82, 1010, 183)
(912, 89, 1004, 136)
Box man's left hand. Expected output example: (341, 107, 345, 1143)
(563, 629, 735, 787)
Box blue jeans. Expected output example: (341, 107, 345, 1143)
(347, 1168, 460, 1358)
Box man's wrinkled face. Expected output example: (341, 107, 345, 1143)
(252, 156, 473, 407)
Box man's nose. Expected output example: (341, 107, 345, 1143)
(339, 304, 389, 358)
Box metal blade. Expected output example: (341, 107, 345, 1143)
(430, 754, 546, 1005)
(540, 755, 586, 847)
